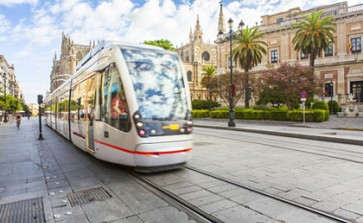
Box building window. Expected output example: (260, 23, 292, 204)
(202, 51, 210, 61)
(187, 71, 192, 82)
(350, 81, 363, 103)
(276, 18, 283, 24)
(325, 42, 333, 57)
(350, 37, 362, 53)
(324, 82, 334, 97)
(300, 51, 308, 60)
(271, 50, 278, 63)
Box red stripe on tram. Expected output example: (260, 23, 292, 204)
(94, 139, 192, 156)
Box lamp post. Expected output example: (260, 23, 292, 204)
(330, 81, 333, 114)
(2, 72, 7, 123)
(228, 18, 236, 127)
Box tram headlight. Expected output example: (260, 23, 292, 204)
(139, 129, 147, 137)
(134, 112, 148, 137)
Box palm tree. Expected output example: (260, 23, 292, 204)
(232, 26, 267, 108)
(201, 66, 217, 104)
(292, 11, 335, 69)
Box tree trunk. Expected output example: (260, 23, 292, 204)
(244, 70, 250, 108)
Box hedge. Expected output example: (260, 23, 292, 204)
(205, 108, 327, 122)
(312, 101, 329, 120)
(192, 110, 210, 118)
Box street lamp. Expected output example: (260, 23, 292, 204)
(330, 81, 333, 114)
(2, 72, 7, 123)
(238, 20, 245, 31)
(227, 18, 236, 127)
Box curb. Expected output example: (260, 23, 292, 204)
(193, 124, 363, 146)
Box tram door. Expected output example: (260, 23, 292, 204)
(86, 75, 97, 152)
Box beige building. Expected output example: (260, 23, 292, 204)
(215, 1, 363, 109)
(0, 55, 24, 101)
(50, 33, 94, 92)
(176, 16, 218, 100)
(28, 103, 39, 116)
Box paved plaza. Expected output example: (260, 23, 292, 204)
(0, 116, 363, 222)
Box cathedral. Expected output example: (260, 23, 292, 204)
(49, 33, 94, 92)
(175, 16, 218, 101)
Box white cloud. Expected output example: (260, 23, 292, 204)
(11, 7, 59, 45)
(0, 0, 361, 103)
(0, 14, 11, 40)
(0, 0, 37, 6)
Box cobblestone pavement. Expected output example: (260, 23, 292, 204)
(1, 116, 362, 223)
(0, 118, 198, 223)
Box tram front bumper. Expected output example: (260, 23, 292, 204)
(133, 140, 192, 168)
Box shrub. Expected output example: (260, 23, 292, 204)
(312, 101, 329, 120)
(192, 110, 210, 118)
(313, 110, 325, 122)
(210, 110, 229, 119)
(327, 100, 339, 114)
(192, 100, 220, 110)
(287, 110, 314, 122)
(269, 110, 288, 121)
(253, 104, 273, 111)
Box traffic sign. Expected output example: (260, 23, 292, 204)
(301, 91, 307, 98)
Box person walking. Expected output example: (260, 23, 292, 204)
(16, 113, 21, 129)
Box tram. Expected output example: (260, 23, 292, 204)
(44, 41, 193, 172)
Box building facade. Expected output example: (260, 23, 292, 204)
(214, 1, 363, 109)
(50, 33, 94, 92)
(176, 16, 218, 101)
(0, 55, 24, 101)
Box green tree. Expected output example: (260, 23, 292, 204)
(20, 101, 30, 114)
(0, 95, 22, 113)
(232, 26, 267, 108)
(201, 66, 217, 103)
(292, 11, 335, 69)
(143, 39, 175, 51)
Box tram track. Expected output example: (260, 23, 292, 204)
(124, 169, 223, 223)
(124, 166, 351, 223)
(184, 165, 351, 223)
(194, 128, 363, 164)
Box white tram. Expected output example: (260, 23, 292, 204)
(44, 41, 193, 171)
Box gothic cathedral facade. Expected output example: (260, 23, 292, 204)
(49, 33, 93, 92)
(176, 16, 218, 101)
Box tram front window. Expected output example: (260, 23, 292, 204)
(121, 48, 188, 121)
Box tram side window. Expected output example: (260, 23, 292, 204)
(59, 91, 69, 121)
(103, 63, 131, 132)
(71, 83, 82, 121)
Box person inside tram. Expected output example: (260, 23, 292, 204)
(110, 90, 129, 130)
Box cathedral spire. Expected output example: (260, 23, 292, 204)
(217, 1, 226, 35)
(194, 15, 203, 42)
(189, 27, 193, 42)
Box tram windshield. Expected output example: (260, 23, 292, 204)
(121, 48, 188, 121)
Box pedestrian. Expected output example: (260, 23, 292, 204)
(16, 113, 21, 129)
(27, 112, 30, 120)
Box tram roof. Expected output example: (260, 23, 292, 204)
(76, 40, 170, 71)
(45, 40, 175, 100)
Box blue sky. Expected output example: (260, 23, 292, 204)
(0, 0, 361, 103)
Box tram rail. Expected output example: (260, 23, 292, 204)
(124, 165, 352, 223)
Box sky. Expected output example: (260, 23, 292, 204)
(0, 0, 361, 104)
